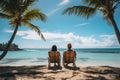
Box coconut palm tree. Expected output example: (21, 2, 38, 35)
(63, 0, 120, 44)
(0, 0, 46, 60)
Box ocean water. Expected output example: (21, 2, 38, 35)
(0, 48, 120, 67)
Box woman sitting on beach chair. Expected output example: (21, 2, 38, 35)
(63, 43, 76, 68)
(48, 45, 61, 68)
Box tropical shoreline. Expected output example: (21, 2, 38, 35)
(1, 58, 120, 68)
(0, 48, 120, 79)
(0, 48, 120, 67)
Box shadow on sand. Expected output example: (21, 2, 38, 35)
(0, 65, 120, 80)
(48, 66, 62, 70)
(0, 65, 46, 80)
(64, 66, 80, 70)
(82, 66, 120, 80)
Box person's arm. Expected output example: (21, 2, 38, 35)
(48, 51, 51, 59)
(57, 51, 61, 59)
(74, 51, 76, 60)
(48, 51, 50, 56)
(63, 51, 66, 59)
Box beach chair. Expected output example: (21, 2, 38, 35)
(63, 50, 76, 68)
(48, 51, 61, 68)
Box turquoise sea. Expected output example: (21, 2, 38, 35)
(0, 48, 120, 67)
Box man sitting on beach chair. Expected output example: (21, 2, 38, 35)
(63, 43, 76, 68)
(48, 45, 61, 68)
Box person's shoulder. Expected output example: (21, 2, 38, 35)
(73, 50, 76, 54)
(73, 50, 76, 53)
(56, 51, 60, 53)
(73, 50, 76, 52)
(70, 50, 76, 53)
(64, 50, 68, 53)
(48, 51, 54, 53)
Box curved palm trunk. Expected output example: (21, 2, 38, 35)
(0, 24, 19, 60)
(109, 15, 120, 44)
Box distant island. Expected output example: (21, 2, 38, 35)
(0, 43, 22, 51)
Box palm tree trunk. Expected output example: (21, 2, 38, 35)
(109, 15, 120, 44)
(0, 24, 19, 60)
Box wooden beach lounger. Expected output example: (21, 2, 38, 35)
(48, 51, 61, 68)
(63, 50, 76, 67)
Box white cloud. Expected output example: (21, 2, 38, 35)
(46, 8, 60, 16)
(75, 23, 89, 27)
(5, 30, 26, 36)
(57, 0, 70, 6)
(46, 0, 70, 16)
(5, 30, 40, 40)
(5, 30, 119, 48)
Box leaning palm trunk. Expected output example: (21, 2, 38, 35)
(0, 0, 46, 60)
(108, 14, 120, 44)
(0, 23, 19, 60)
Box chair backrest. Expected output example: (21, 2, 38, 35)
(63, 50, 76, 63)
(48, 51, 60, 62)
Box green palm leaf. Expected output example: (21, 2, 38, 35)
(23, 8, 46, 21)
(63, 0, 120, 44)
(0, 12, 11, 19)
(63, 6, 96, 18)
(0, 0, 17, 15)
(0, 0, 46, 40)
(21, 20, 45, 40)
(84, 0, 101, 6)
(21, 0, 37, 11)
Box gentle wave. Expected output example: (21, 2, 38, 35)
(22, 48, 120, 53)
(32, 58, 48, 62)
(0, 58, 32, 64)
(24, 49, 40, 52)
(77, 58, 90, 61)
(75, 48, 120, 53)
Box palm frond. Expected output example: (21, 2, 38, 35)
(113, 0, 120, 9)
(21, 0, 37, 12)
(9, 17, 19, 27)
(103, 15, 113, 25)
(23, 8, 46, 21)
(84, 0, 101, 6)
(0, 0, 36, 16)
(21, 20, 45, 40)
(0, 0, 6, 7)
(0, 0, 46, 41)
(0, 0, 18, 15)
(0, 12, 11, 19)
(63, 6, 96, 19)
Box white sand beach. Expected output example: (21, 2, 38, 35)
(0, 64, 120, 80)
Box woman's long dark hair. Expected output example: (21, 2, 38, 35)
(51, 45, 57, 51)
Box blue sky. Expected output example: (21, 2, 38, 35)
(0, 0, 120, 48)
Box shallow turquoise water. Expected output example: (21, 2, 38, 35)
(0, 48, 120, 67)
